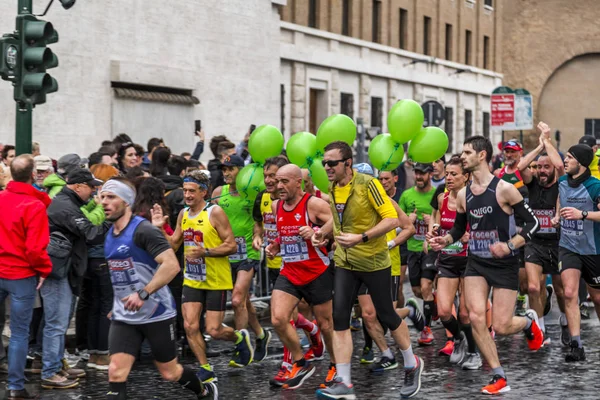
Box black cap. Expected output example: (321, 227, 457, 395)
(66, 168, 103, 186)
(578, 135, 597, 147)
(413, 163, 433, 173)
(436, 155, 447, 164)
(567, 144, 594, 168)
(221, 155, 245, 168)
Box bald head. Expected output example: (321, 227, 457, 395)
(278, 164, 302, 179)
(10, 154, 35, 183)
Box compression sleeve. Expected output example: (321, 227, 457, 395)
(512, 200, 539, 241)
(447, 211, 467, 243)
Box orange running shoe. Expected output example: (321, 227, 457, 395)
(417, 326, 434, 346)
(481, 374, 510, 394)
(524, 309, 544, 351)
(438, 340, 454, 356)
(319, 365, 337, 389)
(281, 361, 315, 390)
(269, 366, 290, 387)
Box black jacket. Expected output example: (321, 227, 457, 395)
(207, 158, 225, 190)
(47, 187, 109, 291)
(158, 175, 185, 231)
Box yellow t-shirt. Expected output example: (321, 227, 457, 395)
(260, 192, 282, 269)
(386, 229, 401, 276)
(333, 175, 397, 221)
(590, 154, 600, 179)
(182, 206, 233, 290)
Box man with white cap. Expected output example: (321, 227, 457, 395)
(33, 155, 54, 192)
(100, 177, 217, 399)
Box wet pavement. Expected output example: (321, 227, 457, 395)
(2, 290, 600, 399)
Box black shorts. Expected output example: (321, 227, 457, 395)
(559, 247, 600, 289)
(181, 286, 228, 311)
(109, 318, 177, 363)
(436, 253, 468, 279)
(525, 242, 559, 275)
(268, 268, 280, 288)
(464, 256, 519, 291)
(231, 259, 259, 283)
(400, 243, 409, 266)
(390, 276, 400, 302)
(273, 267, 333, 306)
(407, 251, 437, 287)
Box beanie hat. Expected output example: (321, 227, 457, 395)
(567, 144, 593, 168)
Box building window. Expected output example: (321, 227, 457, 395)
(372, 0, 381, 43)
(465, 30, 472, 65)
(465, 109, 473, 138)
(309, 0, 317, 28)
(445, 24, 453, 61)
(341, 93, 355, 120)
(483, 112, 490, 138)
(484, 0, 493, 7)
(342, 0, 350, 36)
(371, 97, 384, 128)
(423, 16, 432, 55)
(280, 84, 285, 136)
(483, 35, 490, 69)
(585, 119, 600, 139)
(445, 107, 454, 152)
(399, 8, 408, 50)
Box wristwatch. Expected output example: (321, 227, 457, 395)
(361, 233, 369, 243)
(582, 211, 588, 221)
(205, 248, 211, 257)
(507, 241, 516, 251)
(138, 289, 150, 301)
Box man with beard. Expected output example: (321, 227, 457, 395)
(429, 136, 543, 395)
(398, 163, 437, 346)
(551, 144, 600, 362)
(495, 140, 530, 316)
(212, 155, 270, 366)
(100, 177, 216, 399)
(517, 122, 569, 345)
(265, 164, 335, 390)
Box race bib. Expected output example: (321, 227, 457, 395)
(561, 219, 584, 237)
(533, 209, 556, 234)
(281, 235, 310, 263)
(468, 230, 499, 259)
(108, 258, 142, 298)
(185, 258, 207, 282)
(438, 228, 465, 255)
(414, 219, 428, 241)
(229, 236, 248, 261)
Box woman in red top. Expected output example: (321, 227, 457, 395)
(427, 156, 481, 369)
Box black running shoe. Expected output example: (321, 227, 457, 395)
(543, 285, 553, 317)
(370, 355, 398, 373)
(565, 341, 586, 362)
(254, 330, 272, 362)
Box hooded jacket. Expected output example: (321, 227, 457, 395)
(43, 173, 66, 198)
(0, 181, 52, 279)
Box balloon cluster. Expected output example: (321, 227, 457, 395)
(369, 99, 449, 171)
(286, 114, 357, 194)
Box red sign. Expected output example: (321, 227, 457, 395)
(491, 94, 515, 128)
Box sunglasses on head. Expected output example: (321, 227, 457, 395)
(322, 158, 348, 168)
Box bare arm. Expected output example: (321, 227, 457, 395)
(208, 206, 237, 256)
(308, 196, 333, 226)
(543, 137, 565, 176)
(144, 249, 180, 295)
(391, 199, 415, 246)
(167, 210, 185, 250)
(211, 186, 223, 205)
(518, 143, 544, 185)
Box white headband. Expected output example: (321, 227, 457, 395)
(101, 180, 135, 206)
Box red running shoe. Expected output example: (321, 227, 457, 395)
(417, 327, 434, 346)
(524, 309, 543, 351)
(438, 340, 454, 356)
(481, 374, 510, 394)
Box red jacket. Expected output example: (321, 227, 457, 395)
(0, 181, 52, 279)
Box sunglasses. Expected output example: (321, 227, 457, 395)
(322, 158, 348, 168)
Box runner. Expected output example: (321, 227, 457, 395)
(552, 144, 600, 362)
(100, 177, 216, 399)
(212, 155, 270, 366)
(154, 170, 252, 383)
(398, 163, 437, 346)
(431, 157, 446, 189)
(429, 136, 543, 394)
(265, 164, 335, 390)
(517, 122, 569, 345)
(313, 141, 423, 399)
(427, 155, 481, 369)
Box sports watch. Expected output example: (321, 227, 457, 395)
(362, 233, 369, 243)
(582, 211, 588, 221)
(138, 289, 150, 301)
(507, 241, 516, 251)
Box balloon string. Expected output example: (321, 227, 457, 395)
(243, 165, 258, 195)
(381, 143, 401, 171)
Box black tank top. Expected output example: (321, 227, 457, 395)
(526, 178, 559, 244)
(466, 177, 518, 263)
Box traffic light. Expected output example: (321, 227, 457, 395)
(0, 34, 19, 83)
(14, 14, 59, 105)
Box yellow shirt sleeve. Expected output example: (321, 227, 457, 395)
(367, 179, 398, 219)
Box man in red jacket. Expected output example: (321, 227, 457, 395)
(0, 154, 52, 399)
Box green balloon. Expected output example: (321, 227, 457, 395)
(368, 133, 405, 171)
(248, 124, 284, 165)
(388, 99, 424, 144)
(316, 114, 356, 153)
(286, 131, 317, 167)
(408, 127, 449, 163)
(308, 158, 330, 194)
(235, 163, 265, 200)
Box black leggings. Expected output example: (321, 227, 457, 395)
(333, 267, 402, 332)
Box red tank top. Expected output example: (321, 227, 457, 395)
(277, 193, 330, 286)
(439, 192, 468, 257)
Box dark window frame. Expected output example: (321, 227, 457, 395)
(483, 112, 490, 138)
(371, 96, 384, 129)
(342, 0, 350, 36)
(465, 109, 473, 138)
(372, 0, 381, 43)
(465, 29, 472, 65)
(445, 107, 454, 153)
(309, 0, 317, 28)
(445, 24, 453, 61)
(423, 16, 432, 55)
(483, 35, 490, 69)
(399, 8, 408, 50)
(341, 92, 355, 120)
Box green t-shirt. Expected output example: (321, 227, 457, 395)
(399, 187, 436, 252)
(219, 185, 260, 262)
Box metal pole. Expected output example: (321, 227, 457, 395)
(356, 117, 365, 163)
(16, 0, 34, 155)
(519, 130, 524, 146)
(15, 102, 32, 155)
